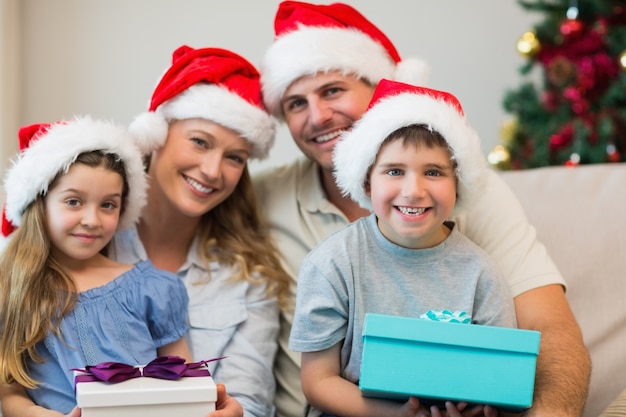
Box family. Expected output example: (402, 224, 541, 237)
(0, 2, 590, 417)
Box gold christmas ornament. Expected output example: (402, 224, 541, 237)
(517, 31, 541, 57)
(619, 50, 626, 71)
(547, 56, 576, 86)
(487, 145, 512, 170)
(499, 118, 518, 146)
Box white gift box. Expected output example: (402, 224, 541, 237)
(75, 370, 217, 417)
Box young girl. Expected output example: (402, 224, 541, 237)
(0, 117, 191, 414)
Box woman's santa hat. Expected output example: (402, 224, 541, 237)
(129, 46, 275, 160)
(2, 116, 148, 239)
(261, 1, 430, 118)
(333, 79, 487, 215)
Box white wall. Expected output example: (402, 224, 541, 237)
(1, 0, 21, 201)
(4, 0, 541, 179)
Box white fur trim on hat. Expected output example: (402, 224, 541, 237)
(261, 25, 429, 118)
(130, 84, 276, 160)
(3, 116, 147, 232)
(333, 93, 487, 215)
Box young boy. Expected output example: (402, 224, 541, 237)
(289, 79, 517, 417)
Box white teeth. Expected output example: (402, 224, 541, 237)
(186, 176, 213, 194)
(314, 129, 346, 143)
(398, 207, 426, 215)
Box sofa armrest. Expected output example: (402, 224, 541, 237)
(499, 163, 626, 417)
(599, 388, 626, 417)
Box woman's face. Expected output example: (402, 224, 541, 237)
(148, 118, 252, 218)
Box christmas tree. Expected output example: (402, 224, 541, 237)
(489, 0, 626, 170)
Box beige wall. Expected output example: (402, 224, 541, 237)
(1, 0, 20, 206)
(2, 0, 540, 185)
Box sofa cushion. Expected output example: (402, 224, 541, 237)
(499, 163, 626, 417)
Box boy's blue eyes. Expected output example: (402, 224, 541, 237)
(385, 169, 443, 177)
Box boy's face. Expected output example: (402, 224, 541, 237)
(366, 139, 457, 249)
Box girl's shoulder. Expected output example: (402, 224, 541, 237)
(79, 260, 184, 301)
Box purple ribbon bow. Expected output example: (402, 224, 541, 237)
(73, 355, 225, 384)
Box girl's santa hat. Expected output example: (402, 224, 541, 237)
(2, 116, 148, 239)
(333, 79, 488, 215)
(129, 46, 275, 160)
(261, 1, 430, 118)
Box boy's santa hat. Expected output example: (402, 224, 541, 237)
(2, 116, 148, 239)
(261, 1, 430, 118)
(129, 46, 275, 160)
(333, 79, 487, 215)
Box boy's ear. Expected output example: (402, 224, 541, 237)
(364, 180, 371, 197)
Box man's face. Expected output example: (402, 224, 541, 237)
(280, 71, 375, 172)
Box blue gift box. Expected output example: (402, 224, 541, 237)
(359, 313, 541, 412)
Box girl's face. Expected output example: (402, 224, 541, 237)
(366, 139, 457, 249)
(148, 118, 252, 218)
(45, 163, 123, 265)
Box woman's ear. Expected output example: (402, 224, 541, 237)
(364, 179, 371, 197)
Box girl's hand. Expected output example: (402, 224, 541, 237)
(207, 384, 243, 417)
(65, 407, 82, 417)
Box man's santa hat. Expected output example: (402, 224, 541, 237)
(129, 46, 275, 160)
(261, 1, 430, 118)
(2, 116, 147, 239)
(333, 79, 487, 215)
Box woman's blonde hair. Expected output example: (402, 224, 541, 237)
(0, 151, 128, 388)
(194, 166, 291, 311)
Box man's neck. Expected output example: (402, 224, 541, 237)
(319, 165, 370, 222)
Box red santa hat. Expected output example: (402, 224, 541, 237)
(261, 1, 430, 118)
(2, 116, 147, 239)
(129, 46, 275, 160)
(333, 79, 487, 215)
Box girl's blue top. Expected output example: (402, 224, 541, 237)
(26, 260, 189, 413)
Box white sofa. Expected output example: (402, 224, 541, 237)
(499, 163, 626, 417)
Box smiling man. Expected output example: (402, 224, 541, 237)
(253, 2, 591, 417)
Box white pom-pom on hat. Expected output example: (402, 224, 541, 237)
(395, 57, 431, 87)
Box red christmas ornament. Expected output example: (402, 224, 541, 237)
(607, 144, 621, 162)
(565, 153, 581, 167)
(541, 90, 560, 111)
(560, 19, 584, 38)
(549, 125, 574, 150)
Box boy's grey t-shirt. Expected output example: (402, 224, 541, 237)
(289, 213, 517, 384)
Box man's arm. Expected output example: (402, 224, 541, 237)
(514, 284, 591, 417)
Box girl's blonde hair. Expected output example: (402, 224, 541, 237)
(0, 151, 128, 388)
(195, 165, 291, 311)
